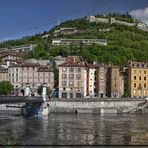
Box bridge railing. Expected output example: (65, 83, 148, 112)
(0, 96, 43, 104)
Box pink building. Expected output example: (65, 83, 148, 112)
(8, 63, 54, 96)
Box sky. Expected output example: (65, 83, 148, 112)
(0, 0, 148, 41)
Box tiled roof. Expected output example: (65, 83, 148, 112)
(86, 64, 96, 68)
(59, 56, 86, 67)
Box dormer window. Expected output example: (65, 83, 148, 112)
(139, 64, 142, 68)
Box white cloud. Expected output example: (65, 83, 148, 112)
(130, 7, 148, 25)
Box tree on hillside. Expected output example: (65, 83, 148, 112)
(0, 81, 13, 96)
(53, 66, 59, 89)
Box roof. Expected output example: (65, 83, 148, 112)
(59, 56, 86, 67)
(86, 64, 96, 68)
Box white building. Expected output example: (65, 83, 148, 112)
(87, 64, 97, 98)
(52, 38, 107, 46)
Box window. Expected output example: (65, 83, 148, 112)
(139, 64, 142, 68)
(139, 70, 141, 74)
(100, 80, 104, 86)
(144, 84, 146, 89)
(77, 67, 81, 73)
(134, 64, 136, 68)
(139, 76, 141, 80)
(144, 70, 146, 74)
(76, 92, 81, 98)
(62, 74, 67, 79)
(62, 81, 66, 86)
(77, 81, 80, 87)
(69, 67, 74, 72)
(16, 68, 18, 72)
(62, 67, 67, 72)
(134, 83, 136, 88)
(76, 74, 81, 80)
(144, 77, 146, 81)
(69, 74, 74, 79)
(62, 93, 67, 98)
(69, 81, 74, 86)
(134, 76, 136, 80)
(134, 89, 136, 95)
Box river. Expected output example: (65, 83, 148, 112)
(0, 113, 148, 146)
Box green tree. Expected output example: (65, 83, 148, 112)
(54, 66, 59, 88)
(0, 81, 13, 96)
(37, 85, 51, 97)
(122, 91, 129, 98)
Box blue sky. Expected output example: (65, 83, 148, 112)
(0, 0, 148, 41)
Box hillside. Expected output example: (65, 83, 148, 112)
(0, 13, 148, 67)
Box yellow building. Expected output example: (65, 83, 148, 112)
(0, 68, 8, 82)
(128, 61, 148, 97)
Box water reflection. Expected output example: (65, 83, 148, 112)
(0, 114, 148, 145)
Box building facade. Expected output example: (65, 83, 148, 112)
(8, 63, 54, 96)
(106, 66, 124, 98)
(58, 56, 124, 99)
(52, 38, 107, 46)
(0, 68, 8, 82)
(96, 65, 108, 98)
(58, 56, 87, 98)
(128, 61, 148, 97)
(87, 64, 97, 97)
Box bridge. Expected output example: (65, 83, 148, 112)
(0, 96, 43, 104)
(0, 84, 50, 116)
(0, 83, 47, 104)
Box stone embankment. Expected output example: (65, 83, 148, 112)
(49, 98, 148, 114)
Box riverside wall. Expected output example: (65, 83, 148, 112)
(49, 98, 147, 113)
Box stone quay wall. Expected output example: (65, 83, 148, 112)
(49, 98, 147, 113)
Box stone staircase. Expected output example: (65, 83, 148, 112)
(119, 100, 148, 113)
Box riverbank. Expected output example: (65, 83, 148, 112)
(49, 98, 148, 114)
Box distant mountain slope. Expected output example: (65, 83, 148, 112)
(0, 13, 148, 66)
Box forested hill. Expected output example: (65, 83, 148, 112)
(0, 13, 148, 67)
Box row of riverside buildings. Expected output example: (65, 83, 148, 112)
(1, 46, 148, 99)
(58, 56, 124, 98)
(58, 56, 148, 99)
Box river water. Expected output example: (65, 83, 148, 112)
(0, 113, 148, 146)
